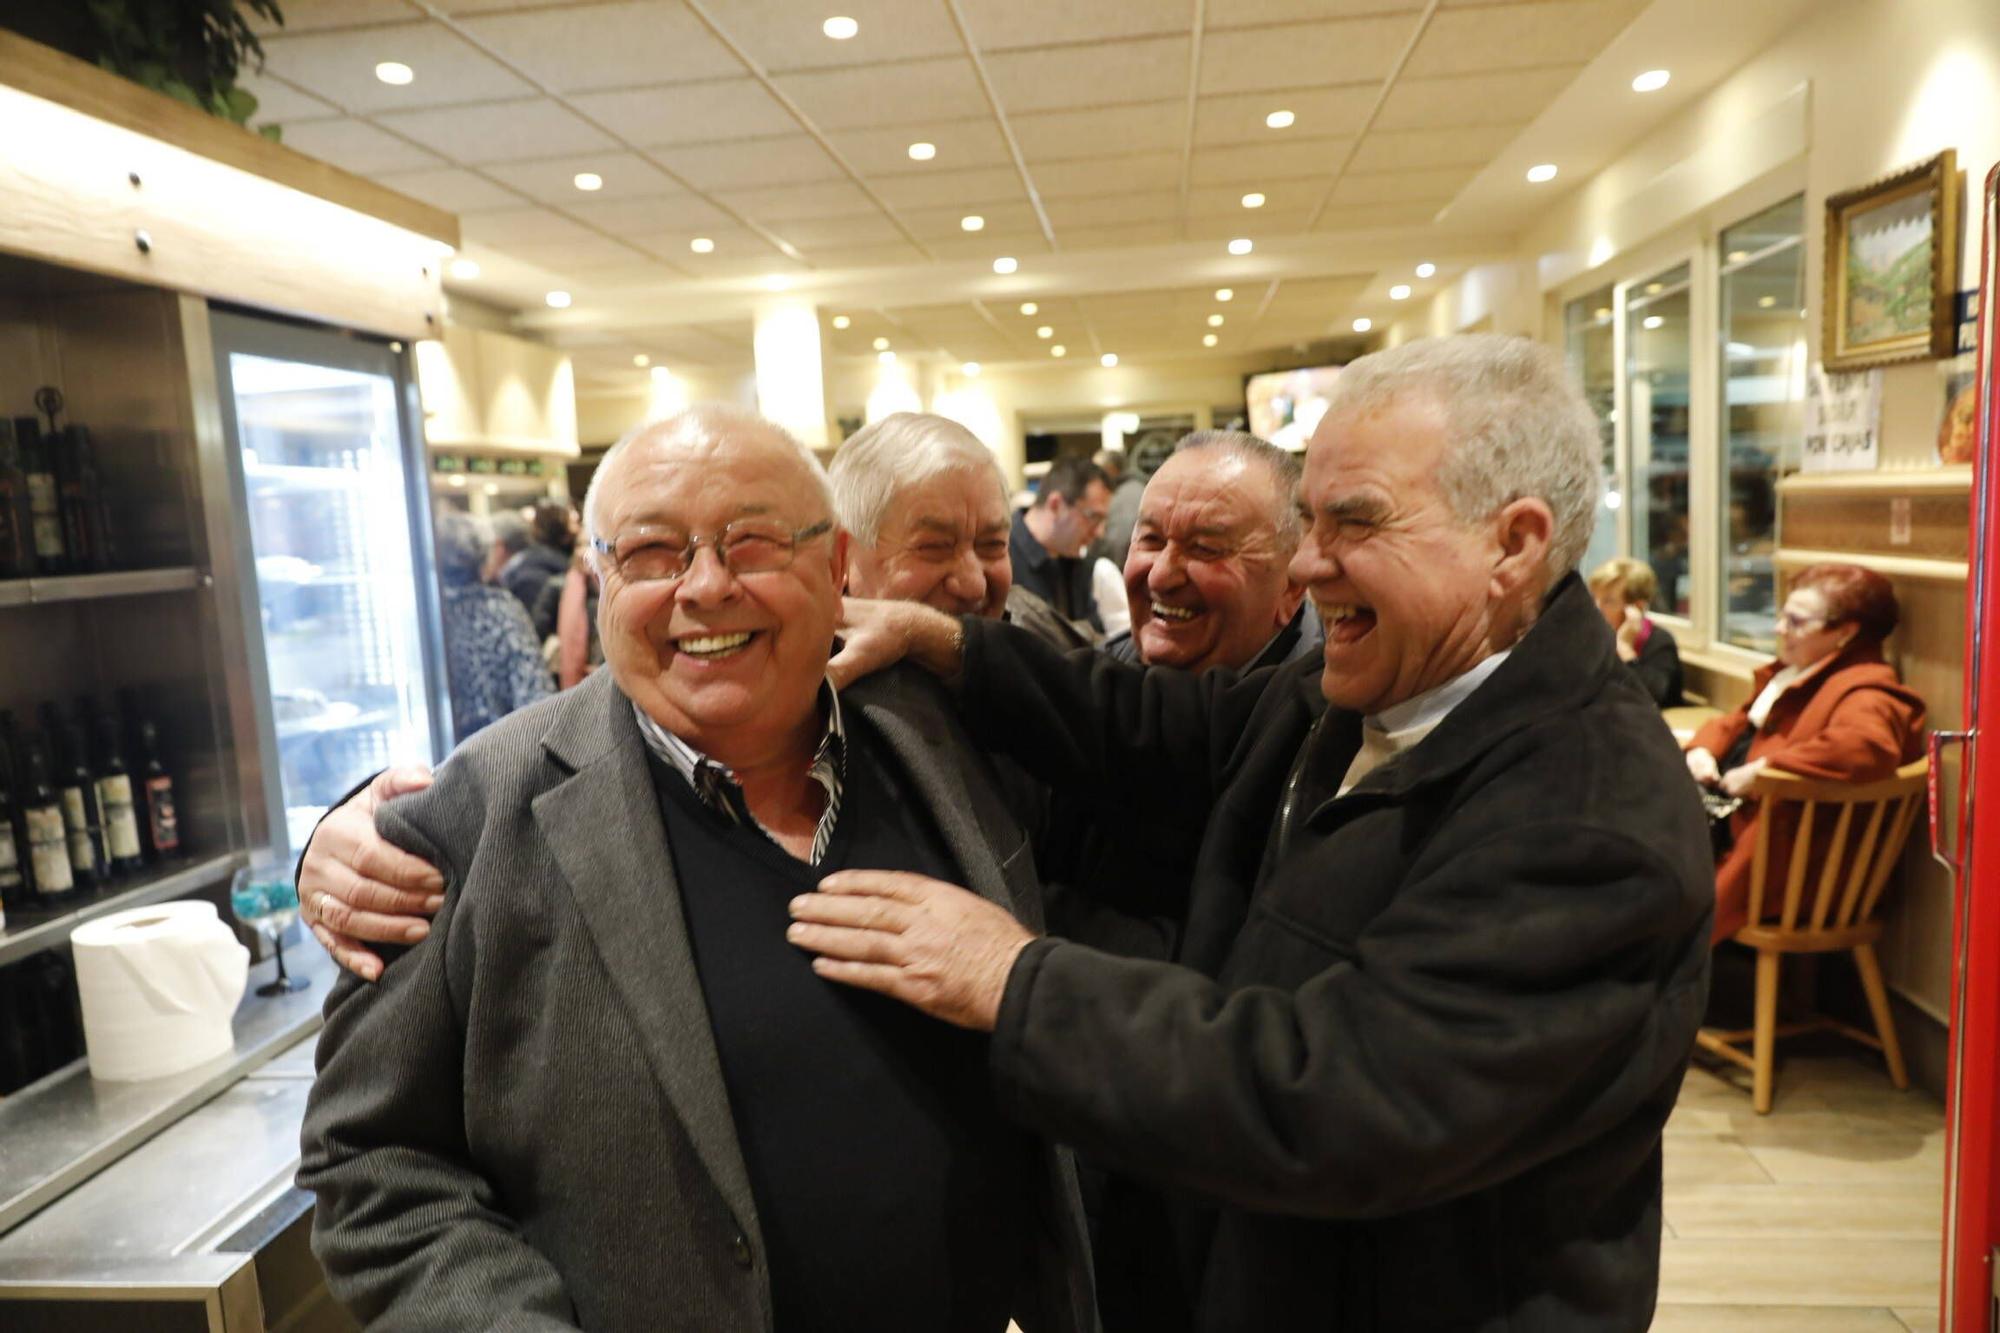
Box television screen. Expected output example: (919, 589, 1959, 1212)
(1246, 365, 1343, 450)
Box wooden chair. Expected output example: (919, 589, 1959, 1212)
(1695, 757, 1928, 1113)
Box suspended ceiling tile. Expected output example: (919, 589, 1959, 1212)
(771, 57, 991, 131)
(1206, 0, 1424, 25)
(258, 22, 535, 112)
(484, 152, 686, 203)
(567, 193, 737, 234)
(627, 225, 785, 262)
(1043, 191, 1182, 230)
(764, 212, 911, 247)
(569, 79, 802, 148)
(651, 135, 847, 191)
(800, 242, 935, 269)
(706, 0, 963, 71)
(377, 97, 618, 164)
(984, 36, 1191, 114)
(1311, 200, 1447, 230)
(1057, 222, 1182, 250)
(1346, 124, 1523, 174)
(957, 0, 1192, 49)
(922, 233, 1054, 261)
(375, 166, 529, 211)
(456, 1, 742, 92)
(462, 206, 603, 243)
(873, 167, 1031, 209)
(1183, 208, 1315, 239)
(235, 71, 341, 127)
(822, 120, 1015, 177)
(559, 262, 685, 290)
(1373, 67, 1579, 131)
(712, 179, 881, 221)
(899, 202, 1046, 241)
(1325, 168, 1469, 207)
(1403, 0, 1646, 78)
(1188, 137, 1350, 187)
(277, 118, 448, 173)
(1032, 152, 1183, 199)
(248, 0, 420, 32)
(1010, 102, 1187, 165)
(1199, 16, 1417, 95)
(1193, 86, 1378, 146)
(493, 234, 653, 269)
(1185, 181, 1325, 216)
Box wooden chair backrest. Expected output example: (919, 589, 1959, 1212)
(1744, 758, 1929, 933)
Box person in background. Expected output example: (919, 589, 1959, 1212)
(1589, 556, 1685, 708)
(552, 543, 601, 689)
(1010, 457, 1111, 636)
(1095, 446, 1145, 570)
(432, 510, 553, 744)
(500, 499, 576, 633)
(1102, 432, 1319, 675)
(482, 509, 529, 585)
(1686, 563, 1926, 942)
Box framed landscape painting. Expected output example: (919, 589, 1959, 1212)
(1823, 149, 1959, 370)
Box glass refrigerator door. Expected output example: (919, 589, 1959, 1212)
(211, 311, 446, 858)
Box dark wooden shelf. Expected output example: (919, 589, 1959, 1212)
(0, 567, 202, 608)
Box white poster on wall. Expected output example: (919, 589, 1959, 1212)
(1803, 366, 1883, 472)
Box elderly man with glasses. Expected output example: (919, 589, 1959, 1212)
(298, 406, 1094, 1333)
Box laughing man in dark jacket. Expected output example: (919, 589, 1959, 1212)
(795, 334, 1713, 1331)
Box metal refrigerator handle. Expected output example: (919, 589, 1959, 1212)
(1930, 730, 1974, 877)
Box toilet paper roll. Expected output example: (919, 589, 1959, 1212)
(72, 900, 250, 1082)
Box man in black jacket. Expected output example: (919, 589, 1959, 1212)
(794, 334, 1713, 1331)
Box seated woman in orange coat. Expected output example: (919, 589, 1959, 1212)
(1685, 563, 1926, 944)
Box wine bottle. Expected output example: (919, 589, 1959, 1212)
(94, 715, 144, 876)
(0, 734, 24, 918)
(136, 719, 180, 859)
(17, 416, 64, 576)
(21, 743, 74, 900)
(0, 418, 30, 579)
(53, 723, 101, 893)
(58, 424, 109, 573)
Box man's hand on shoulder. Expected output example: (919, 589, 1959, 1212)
(828, 597, 966, 690)
(299, 766, 447, 982)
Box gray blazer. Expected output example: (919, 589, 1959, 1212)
(298, 667, 1097, 1332)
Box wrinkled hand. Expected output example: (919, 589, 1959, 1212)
(1720, 759, 1766, 798)
(787, 871, 1036, 1031)
(299, 766, 445, 982)
(1615, 604, 1644, 661)
(1685, 747, 1720, 787)
(828, 598, 963, 690)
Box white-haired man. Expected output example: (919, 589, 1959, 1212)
(793, 335, 1713, 1330)
(299, 406, 1095, 1332)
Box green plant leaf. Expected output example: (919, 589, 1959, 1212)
(258, 124, 284, 143)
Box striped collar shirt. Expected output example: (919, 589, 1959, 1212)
(633, 681, 848, 864)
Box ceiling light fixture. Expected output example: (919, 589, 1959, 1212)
(1646, 282, 1663, 294)
(374, 61, 414, 85)
(763, 274, 790, 291)
(1101, 353, 1118, 367)
(1643, 315, 1664, 329)
(1389, 284, 1411, 300)
(1020, 301, 1038, 315)
(823, 16, 859, 39)
(1352, 317, 1372, 333)
(962, 362, 981, 376)
(1036, 325, 1053, 339)
(1228, 238, 1253, 255)
(1050, 345, 1066, 357)
(992, 256, 1018, 274)
(1207, 314, 1225, 327)
(1415, 262, 1436, 278)
(1215, 288, 1233, 301)
(573, 172, 603, 191)
(448, 258, 480, 280)
(908, 142, 937, 161)
(872, 336, 889, 351)
(1202, 333, 1219, 347)
(832, 315, 851, 329)
(633, 354, 650, 367)
(1526, 163, 1558, 183)
(961, 215, 985, 231)
(1265, 109, 1294, 129)
(878, 350, 896, 364)
(545, 290, 571, 309)
(690, 237, 715, 253)
(1757, 295, 1777, 309)
(1594, 306, 1612, 319)
(1726, 250, 1749, 263)
(1631, 69, 1671, 93)
(1241, 192, 1265, 209)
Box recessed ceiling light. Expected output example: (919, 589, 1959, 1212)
(763, 274, 790, 291)
(961, 215, 985, 231)
(1646, 281, 1663, 294)
(1101, 353, 1118, 367)
(1757, 295, 1777, 309)
(832, 315, 851, 329)
(1020, 301, 1038, 315)
(1389, 284, 1411, 300)
(1228, 238, 1253, 255)
(633, 354, 650, 367)
(1594, 306, 1612, 319)
(573, 172, 603, 191)
(449, 474, 466, 488)
(962, 362, 981, 376)
(545, 290, 571, 309)
(1036, 325, 1053, 339)
(374, 61, 414, 86)
(1207, 313, 1225, 327)
(908, 142, 937, 161)
(878, 350, 896, 364)
(823, 15, 859, 39)
(1415, 262, 1436, 278)
(1215, 288, 1233, 301)
(1265, 109, 1294, 129)
(872, 336, 890, 351)
(690, 237, 715, 253)
(448, 258, 480, 280)
(1726, 250, 1749, 263)
(1642, 314, 1664, 329)
(1352, 317, 1372, 333)
(1241, 192, 1266, 209)
(1202, 333, 1219, 347)
(1631, 69, 1671, 93)
(1526, 163, 1559, 183)
(992, 256, 1018, 274)
(1051, 344, 1066, 357)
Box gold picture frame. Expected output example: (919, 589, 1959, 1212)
(1823, 149, 1959, 371)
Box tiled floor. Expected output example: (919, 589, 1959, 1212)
(1658, 1049, 1946, 1330)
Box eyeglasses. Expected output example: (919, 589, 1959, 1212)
(1776, 609, 1828, 632)
(589, 518, 833, 584)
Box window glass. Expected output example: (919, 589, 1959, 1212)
(1564, 286, 1619, 577)
(1625, 262, 1692, 617)
(1718, 196, 1808, 651)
